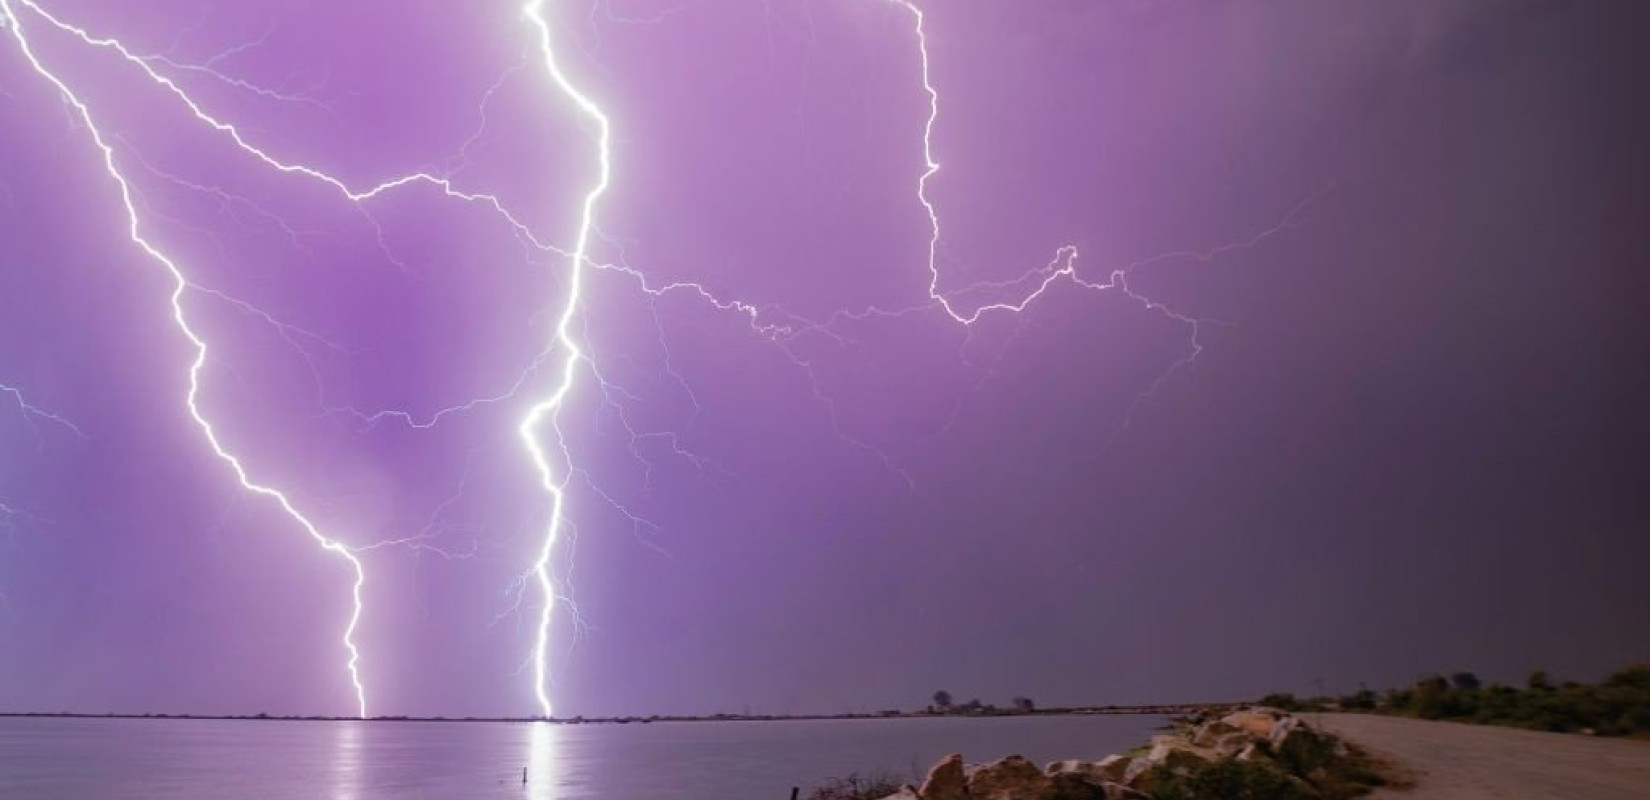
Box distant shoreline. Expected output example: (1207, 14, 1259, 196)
(0, 703, 1230, 725)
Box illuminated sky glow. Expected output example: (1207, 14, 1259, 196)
(1, 0, 1645, 718)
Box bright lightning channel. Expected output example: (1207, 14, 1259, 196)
(878, 0, 1324, 418)
(518, 0, 609, 719)
(1, 0, 1324, 721)
(883, 0, 1092, 326)
(2, 0, 704, 718)
(881, 0, 963, 323)
(1, 0, 370, 718)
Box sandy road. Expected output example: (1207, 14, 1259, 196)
(1320, 714, 1650, 800)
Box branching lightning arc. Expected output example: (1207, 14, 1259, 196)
(0, 0, 1320, 717)
(1, 0, 371, 718)
(516, 0, 608, 719)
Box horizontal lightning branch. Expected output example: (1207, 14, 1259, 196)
(0, 0, 1321, 720)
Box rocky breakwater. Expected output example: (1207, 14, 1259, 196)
(873, 707, 1392, 800)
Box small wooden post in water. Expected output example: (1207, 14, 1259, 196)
(789, 788, 799, 800)
(523, 767, 529, 785)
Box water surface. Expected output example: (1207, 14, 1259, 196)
(0, 714, 1165, 799)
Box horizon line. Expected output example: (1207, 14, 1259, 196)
(0, 702, 1238, 725)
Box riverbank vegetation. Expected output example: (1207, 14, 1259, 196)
(1263, 663, 1650, 737)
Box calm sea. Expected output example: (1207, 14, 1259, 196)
(0, 713, 1165, 799)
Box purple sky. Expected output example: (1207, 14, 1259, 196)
(1, 0, 1646, 719)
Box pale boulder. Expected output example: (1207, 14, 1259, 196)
(1221, 709, 1284, 738)
(873, 787, 921, 800)
(966, 755, 1058, 800)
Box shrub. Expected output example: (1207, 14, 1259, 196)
(1259, 693, 1303, 712)
(1450, 672, 1482, 691)
(1411, 675, 1455, 719)
(1363, 663, 1650, 736)
(1340, 689, 1377, 710)
(1153, 759, 1317, 800)
(807, 772, 907, 800)
(1154, 727, 1389, 800)
(1274, 728, 1337, 777)
(1605, 664, 1650, 691)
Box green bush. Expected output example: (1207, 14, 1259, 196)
(1259, 692, 1304, 712)
(1340, 689, 1377, 710)
(1362, 663, 1650, 736)
(1153, 759, 1318, 800)
(1605, 664, 1650, 691)
(1274, 729, 1337, 777)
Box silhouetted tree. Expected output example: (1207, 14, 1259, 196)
(1605, 664, 1650, 690)
(1412, 675, 1453, 719)
(932, 690, 953, 709)
(1450, 672, 1482, 691)
(1341, 688, 1377, 710)
(1259, 693, 1304, 712)
(1527, 670, 1553, 691)
(1012, 697, 1036, 712)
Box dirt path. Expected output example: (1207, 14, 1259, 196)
(1320, 714, 1650, 800)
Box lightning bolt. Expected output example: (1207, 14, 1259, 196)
(1, 0, 1326, 721)
(878, 0, 1096, 327)
(877, 0, 1326, 436)
(518, 0, 608, 719)
(1, 382, 80, 618)
(1, 0, 712, 718)
(136, 37, 343, 121)
(1, 380, 87, 444)
(0, 498, 53, 619)
(881, 0, 963, 323)
(1, 0, 371, 718)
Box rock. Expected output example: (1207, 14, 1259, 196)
(1121, 763, 1169, 797)
(1205, 730, 1254, 758)
(1093, 755, 1132, 783)
(1222, 709, 1284, 738)
(1144, 737, 1216, 774)
(1047, 770, 1108, 800)
(966, 755, 1058, 800)
(899, 709, 1332, 800)
(1045, 760, 1115, 800)
(1045, 759, 1125, 782)
(1274, 721, 1333, 772)
(1268, 714, 1301, 744)
(1191, 720, 1231, 743)
(1113, 737, 1219, 796)
(1191, 718, 1254, 752)
(1120, 755, 1152, 786)
(874, 787, 921, 800)
(1100, 783, 1148, 800)
(919, 753, 968, 800)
